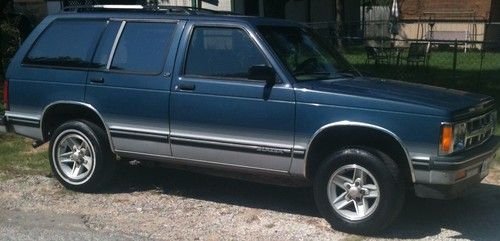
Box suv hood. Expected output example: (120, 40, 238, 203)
(294, 77, 494, 117)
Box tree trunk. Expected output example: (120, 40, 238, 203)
(335, 0, 344, 51)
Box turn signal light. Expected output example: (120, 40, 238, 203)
(440, 124, 453, 154)
(455, 170, 467, 181)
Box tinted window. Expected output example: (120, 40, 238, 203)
(91, 21, 121, 69)
(110, 22, 176, 73)
(24, 19, 106, 68)
(184, 27, 269, 79)
(258, 26, 357, 82)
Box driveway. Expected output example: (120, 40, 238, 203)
(1, 164, 499, 241)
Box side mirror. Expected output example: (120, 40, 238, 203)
(248, 65, 276, 86)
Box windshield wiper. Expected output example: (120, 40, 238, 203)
(336, 68, 360, 77)
(333, 72, 356, 78)
(294, 71, 331, 76)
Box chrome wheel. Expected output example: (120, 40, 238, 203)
(52, 129, 96, 185)
(327, 164, 380, 221)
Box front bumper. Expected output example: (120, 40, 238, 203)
(413, 136, 499, 199)
(0, 114, 10, 133)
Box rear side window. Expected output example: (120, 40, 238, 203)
(184, 27, 269, 80)
(24, 19, 106, 68)
(109, 22, 176, 73)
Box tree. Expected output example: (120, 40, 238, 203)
(0, 0, 22, 75)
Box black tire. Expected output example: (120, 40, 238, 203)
(48, 120, 115, 192)
(313, 148, 404, 234)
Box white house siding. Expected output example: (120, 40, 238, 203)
(158, 0, 231, 11)
(201, 0, 232, 11)
(158, 0, 192, 7)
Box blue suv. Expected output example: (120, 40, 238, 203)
(0, 5, 498, 234)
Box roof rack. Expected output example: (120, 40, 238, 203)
(62, 4, 238, 16)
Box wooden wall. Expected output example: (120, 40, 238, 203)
(398, 0, 492, 20)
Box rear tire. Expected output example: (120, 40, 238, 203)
(313, 148, 404, 234)
(49, 120, 115, 192)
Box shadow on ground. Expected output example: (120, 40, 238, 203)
(107, 164, 500, 240)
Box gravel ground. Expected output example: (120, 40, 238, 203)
(1, 163, 500, 241)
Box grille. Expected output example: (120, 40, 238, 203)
(465, 110, 497, 149)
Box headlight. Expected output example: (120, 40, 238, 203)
(439, 122, 466, 155)
(439, 111, 496, 155)
(453, 122, 467, 152)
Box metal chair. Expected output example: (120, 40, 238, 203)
(406, 42, 431, 67)
(365, 46, 389, 65)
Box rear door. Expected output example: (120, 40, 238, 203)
(85, 19, 184, 157)
(169, 22, 296, 172)
(6, 18, 106, 140)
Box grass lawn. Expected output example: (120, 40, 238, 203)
(496, 128, 500, 165)
(0, 134, 50, 181)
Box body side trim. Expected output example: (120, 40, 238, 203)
(412, 156, 431, 161)
(109, 125, 169, 136)
(8, 118, 40, 127)
(110, 130, 169, 143)
(170, 133, 294, 150)
(4, 112, 41, 122)
(115, 149, 290, 174)
(170, 136, 292, 157)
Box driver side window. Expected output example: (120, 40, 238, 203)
(184, 26, 269, 80)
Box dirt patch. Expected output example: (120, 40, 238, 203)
(484, 163, 500, 184)
(22, 139, 48, 155)
(1, 165, 500, 240)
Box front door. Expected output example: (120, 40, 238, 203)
(170, 23, 295, 172)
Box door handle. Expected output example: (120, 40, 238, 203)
(90, 77, 104, 84)
(178, 83, 196, 91)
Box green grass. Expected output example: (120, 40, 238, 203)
(344, 46, 500, 86)
(0, 134, 50, 181)
(496, 128, 500, 165)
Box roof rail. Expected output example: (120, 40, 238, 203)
(62, 4, 239, 16)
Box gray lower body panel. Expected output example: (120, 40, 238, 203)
(413, 136, 499, 199)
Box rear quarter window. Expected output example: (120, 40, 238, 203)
(23, 19, 106, 68)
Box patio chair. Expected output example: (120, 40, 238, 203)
(365, 46, 389, 65)
(406, 42, 431, 67)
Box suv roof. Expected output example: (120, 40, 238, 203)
(56, 5, 300, 27)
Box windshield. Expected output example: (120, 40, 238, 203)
(258, 26, 359, 82)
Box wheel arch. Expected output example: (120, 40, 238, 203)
(305, 121, 415, 183)
(40, 101, 114, 153)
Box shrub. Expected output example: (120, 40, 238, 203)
(0, 19, 21, 114)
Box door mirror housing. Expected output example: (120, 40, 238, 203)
(248, 65, 276, 86)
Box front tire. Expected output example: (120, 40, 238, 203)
(313, 148, 404, 234)
(49, 120, 115, 192)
